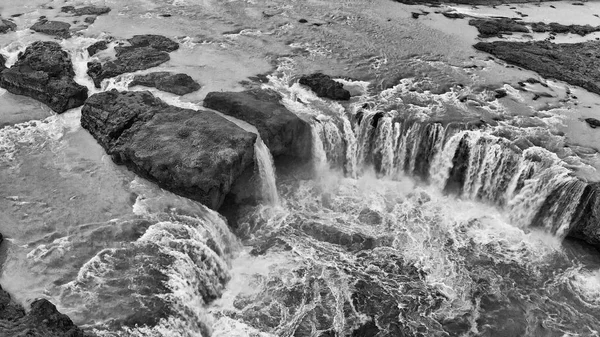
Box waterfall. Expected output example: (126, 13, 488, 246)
(254, 137, 280, 206)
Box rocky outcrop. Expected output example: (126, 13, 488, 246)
(0, 19, 16, 33)
(585, 118, 600, 129)
(299, 73, 351, 100)
(393, 0, 556, 4)
(129, 72, 200, 95)
(87, 35, 179, 88)
(0, 41, 88, 113)
(531, 22, 600, 36)
(204, 89, 312, 159)
(61, 5, 111, 16)
(469, 18, 528, 38)
(81, 90, 257, 210)
(30, 20, 71, 38)
(87, 40, 108, 56)
(474, 41, 600, 96)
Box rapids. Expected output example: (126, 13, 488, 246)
(1, 0, 600, 336)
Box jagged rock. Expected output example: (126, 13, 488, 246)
(61, 5, 111, 16)
(0, 19, 16, 33)
(30, 20, 71, 38)
(299, 73, 351, 100)
(204, 89, 312, 159)
(87, 35, 178, 87)
(530, 22, 600, 36)
(585, 118, 600, 128)
(81, 90, 256, 210)
(474, 41, 600, 96)
(442, 12, 465, 19)
(469, 18, 529, 38)
(0, 41, 88, 113)
(87, 40, 108, 56)
(129, 72, 200, 95)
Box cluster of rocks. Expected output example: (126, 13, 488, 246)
(28, 5, 111, 38)
(468, 17, 600, 38)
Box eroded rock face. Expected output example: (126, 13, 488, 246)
(204, 89, 312, 159)
(299, 73, 351, 100)
(474, 41, 600, 96)
(87, 35, 179, 88)
(30, 20, 71, 38)
(569, 183, 600, 247)
(0, 41, 88, 113)
(129, 72, 200, 95)
(81, 90, 257, 210)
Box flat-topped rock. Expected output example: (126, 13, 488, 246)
(474, 40, 600, 96)
(30, 20, 71, 38)
(61, 5, 111, 16)
(204, 89, 312, 159)
(299, 73, 351, 100)
(0, 41, 88, 113)
(129, 72, 200, 95)
(469, 18, 528, 38)
(87, 35, 178, 88)
(81, 90, 257, 210)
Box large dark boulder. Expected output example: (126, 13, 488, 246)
(30, 20, 71, 38)
(474, 40, 600, 96)
(0, 41, 88, 113)
(61, 5, 111, 16)
(129, 72, 200, 95)
(204, 89, 312, 159)
(87, 40, 108, 56)
(0, 19, 16, 34)
(81, 90, 257, 210)
(469, 18, 529, 38)
(87, 35, 178, 88)
(299, 73, 351, 100)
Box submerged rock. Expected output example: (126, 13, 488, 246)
(87, 35, 178, 87)
(30, 20, 71, 38)
(61, 5, 111, 16)
(204, 89, 312, 159)
(299, 73, 351, 100)
(0, 19, 16, 33)
(474, 41, 600, 96)
(129, 72, 200, 95)
(586, 118, 600, 128)
(81, 90, 256, 210)
(0, 41, 88, 113)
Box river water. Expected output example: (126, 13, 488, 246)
(1, 0, 600, 336)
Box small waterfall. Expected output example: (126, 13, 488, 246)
(254, 137, 279, 206)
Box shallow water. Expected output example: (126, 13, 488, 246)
(1, 0, 600, 336)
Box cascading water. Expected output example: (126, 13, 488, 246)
(254, 137, 280, 206)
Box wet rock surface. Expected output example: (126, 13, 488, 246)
(393, 0, 556, 4)
(570, 183, 600, 247)
(474, 41, 600, 96)
(0, 19, 16, 33)
(204, 89, 312, 159)
(0, 41, 88, 113)
(299, 73, 351, 100)
(87, 35, 179, 88)
(469, 18, 528, 38)
(87, 40, 108, 56)
(129, 72, 200, 95)
(81, 90, 257, 210)
(61, 5, 111, 16)
(531, 22, 600, 36)
(585, 118, 600, 129)
(30, 20, 71, 38)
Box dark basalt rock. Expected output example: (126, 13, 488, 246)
(87, 40, 108, 56)
(204, 89, 312, 159)
(299, 73, 351, 100)
(469, 18, 529, 38)
(30, 20, 71, 38)
(81, 90, 256, 210)
(393, 0, 556, 4)
(531, 22, 600, 36)
(61, 5, 111, 16)
(0, 41, 88, 113)
(129, 72, 200, 95)
(0, 54, 5, 72)
(474, 41, 600, 96)
(0, 19, 16, 33)
(585, 118, 600, 129)
(84, 16, 96, 24)
(442, 12, 466, 19)
(569, 183, 600, 247)
(87, 35, 178, 87)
